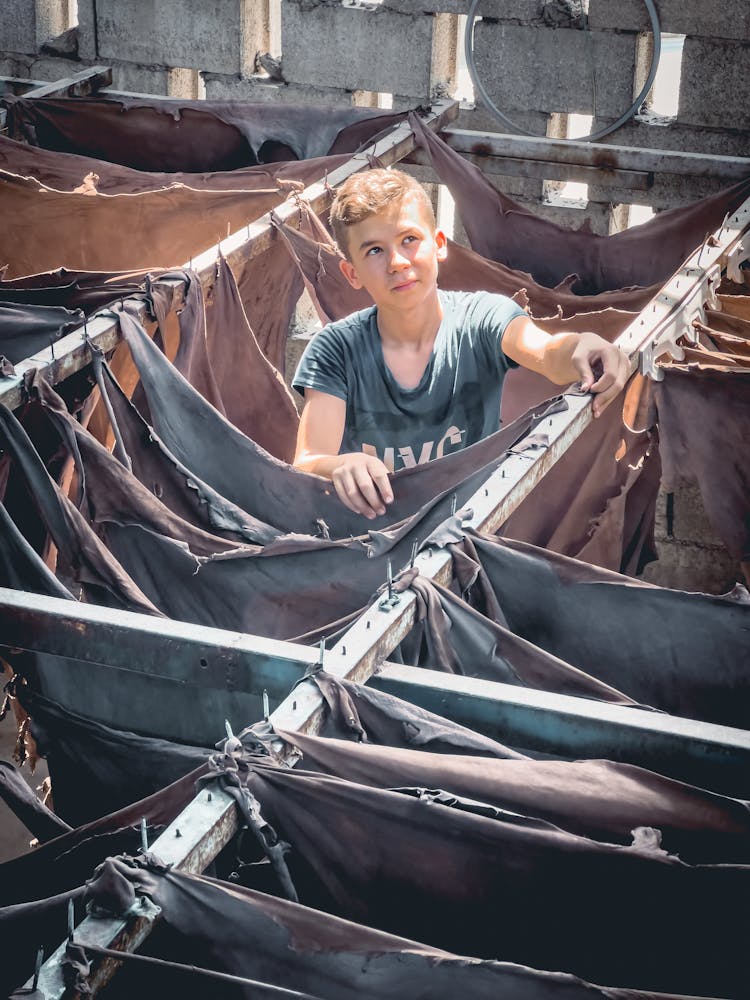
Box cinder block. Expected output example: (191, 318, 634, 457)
(27, 55, 88, 84)
(456, 104, 553, 136)
(678, 37, 750, 131)
(203, 73, 355, 107)
(75, 0, 98, 61)
(95, 0, 244, 74)
(107, 60, 171, 96)
(641, 538, 740, 594)
(473, 22, 639, 119)
(587, 174, 732, 213)
(1, 0, 38, 54)
(281, 0, 433, 96)
(386, 1, 579, 22)
(588, 0, 750, 41)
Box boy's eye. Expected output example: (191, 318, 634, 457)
(365, 246, 382, 256)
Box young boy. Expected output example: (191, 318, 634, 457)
(293, 169, 630, 519)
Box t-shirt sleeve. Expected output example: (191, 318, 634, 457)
(468, 292, 527, 371)
(292, 325, 349, 401)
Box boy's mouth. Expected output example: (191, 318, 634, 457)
(392, 278, 417, 291)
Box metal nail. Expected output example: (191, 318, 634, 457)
(67, 899, 75, 942)
(224, 719, 234, 740)
(318, 637, 325, 665)
(33, 947, 44, 989)
(207, 791, 212, 802)
(140, 817, 148, 853)
(387, 559, 393, 599)
(262, 689, 270, 722)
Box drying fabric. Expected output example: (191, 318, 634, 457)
(4, 95, 407, 170)
(0, 301, 84, 365)
(4, 859, 707, 1000)
(397, 572, 637, 705)
(0, 759, 71, 843)
(279, 731, 750, 864)
(0, 404, 159, 615)
(235, 760, 749, 997)
(198, 256, 299, 456)
(0, 133, 353, 279)
(410, 113, 750, 294)
(23, 689, 210, 827)
(456, 531, 750, 729)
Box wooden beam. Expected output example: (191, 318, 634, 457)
(19, 66, 113, 100)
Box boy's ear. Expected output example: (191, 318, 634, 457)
(339, 257, 363, 289)
(435, 228, 448, 262)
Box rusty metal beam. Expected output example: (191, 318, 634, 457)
(432, 127, 750, 183)
(0, 99, 457, 410)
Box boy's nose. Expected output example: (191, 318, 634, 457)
(388, 248, 410, 270)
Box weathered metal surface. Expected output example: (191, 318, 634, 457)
(0, 587, 316, 696)
(437, 127, 750, 182)
(630, 191, 750, 377)
(372, 665, 750, 798)
(34, 897, 161, 1000)
(406, 147, 653, 190)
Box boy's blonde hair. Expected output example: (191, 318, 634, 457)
(329, 168, 436, 259)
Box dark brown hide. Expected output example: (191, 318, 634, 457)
(281, 731, 750, 863)
(239, 760, 749, 996)
(4, 96, 407, 169)
(457, 532, 750, 730)
(410, 113, 750, 294)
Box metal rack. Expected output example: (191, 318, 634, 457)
(2, 75, 749, 998)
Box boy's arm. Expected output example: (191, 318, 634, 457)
(502, 315, 631, 418)
(293, 389, 393, 519)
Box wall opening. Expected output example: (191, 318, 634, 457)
(650, 33, 684, 118)
(543, 113, 592, 209)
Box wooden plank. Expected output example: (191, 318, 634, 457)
(0, 99, 458, 410)
(20, 66, 113, 100)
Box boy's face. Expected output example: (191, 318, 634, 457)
(338, 195, 447, 309)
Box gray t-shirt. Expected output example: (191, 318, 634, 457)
(293, 289, 525, 472)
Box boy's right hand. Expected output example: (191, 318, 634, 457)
(331, 452, 393, 519)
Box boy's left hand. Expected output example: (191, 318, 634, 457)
(570, 334, 631, 418)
